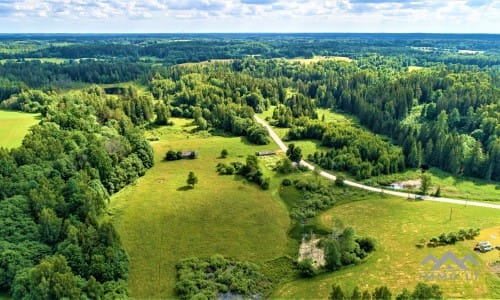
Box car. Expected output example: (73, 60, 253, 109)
(474, 241, 493, 253)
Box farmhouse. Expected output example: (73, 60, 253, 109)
(255, 150, 276, 156)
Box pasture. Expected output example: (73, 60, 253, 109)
(108, 119, 292, 298)
(0, 110, 39, 148)
(275, 196, 500, 299)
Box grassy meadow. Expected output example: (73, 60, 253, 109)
(108, 118, 292, 298)
(275, 196, 500, 299)
(108, 116, 499, 299)
(287, 56, 353, 64)
(0, 110, 39, 148)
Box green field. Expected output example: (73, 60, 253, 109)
(287, 56, 353, 64)
(275, 197, 500, 299)
(109, 116, 499, 299)
(109, 119, 292, 298)
(367, 168, 500, 202)
(0, 110, 39, 148)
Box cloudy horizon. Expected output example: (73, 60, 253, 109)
(0, 0, 498, 33)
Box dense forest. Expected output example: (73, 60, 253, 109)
(0, 34, 499, 298)
(0, 85, 159, 298)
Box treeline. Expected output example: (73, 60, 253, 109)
(0, 86, 154, 298)
(2, 34, 499, 66)
(329, 282, 443, 300)
(0, 60, 149, 88)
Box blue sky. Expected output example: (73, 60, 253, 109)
(0, 0, 498, 33)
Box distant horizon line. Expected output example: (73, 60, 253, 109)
(1, 32, 499, 35)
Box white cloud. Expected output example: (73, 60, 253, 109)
(0, 0, 497, 33)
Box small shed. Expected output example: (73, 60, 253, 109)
(255, 150, 276, 156)
(182, 150, 198, 159)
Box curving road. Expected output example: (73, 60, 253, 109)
(255, 115, 500, 210)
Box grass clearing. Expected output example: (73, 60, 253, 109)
(109, 118, 291, 298)
(0, 110, 39, 148)
(408, 66, 425, 71)
(287, 56, 353, 64)
(275, 196, 500, 299)
(367, 168, 500, 202)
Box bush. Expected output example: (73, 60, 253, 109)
(216, 163, 235, 175)
(427, 228, 480, 247)
(356, 237, 376, 253)
(175, 256, 268, 300)
(260, 177, 270, 190)
(282, 178, 292, 186)
(297, 258, 316, 278)
(165, 150, 178, 161)
(335, 176, 345, 187)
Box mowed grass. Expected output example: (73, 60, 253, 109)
(109, 119, 291, 298)
(275, 196, 500, 299)
(0, 110, 39, 148)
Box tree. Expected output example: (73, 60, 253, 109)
(411, 283, 443, 299)
(372, 286, 392, 300)
(286, 143, 302, 163)
(39, 208, 62, 245)
(187, 172, 198, 188)
(154, 101, 170, 125)
(220, 149, 228, 158)
(361, 290, 371, 300)
(12, 255, 83, 300)
(395, 288, 412, 300)
(324, 240, 342, 271)
(330, 284, 345, 300)
(297, 258, 316, 277)
(420, 172, 432, 195)
(351, 286, 362, 300)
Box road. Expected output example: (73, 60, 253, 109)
(254, 115, 500, 210)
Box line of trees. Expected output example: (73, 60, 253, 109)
(329, 282, 442, 300)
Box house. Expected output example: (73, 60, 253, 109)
(255, 150, 276, 156)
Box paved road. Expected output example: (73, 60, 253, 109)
(254, 115, 500, 210)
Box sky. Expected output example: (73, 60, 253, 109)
(0, 0, 498, 33)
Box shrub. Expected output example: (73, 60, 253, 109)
(165, 150, 178, 161)
(297, 258, 316, 278)
(335, 176, 345, 187)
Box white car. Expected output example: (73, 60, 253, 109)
(474, 241, 493, 253)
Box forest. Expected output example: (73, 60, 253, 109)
(0, 34, 499, 299)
